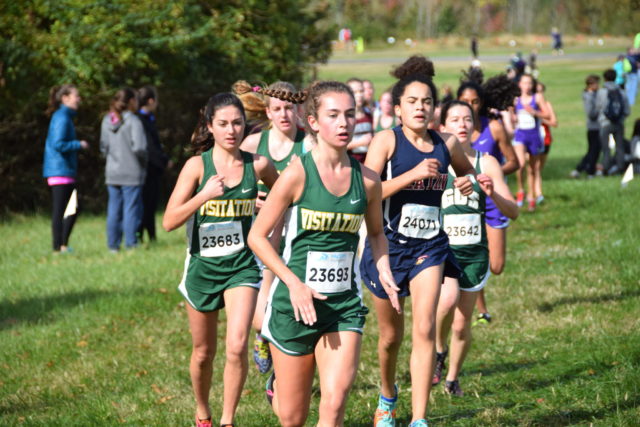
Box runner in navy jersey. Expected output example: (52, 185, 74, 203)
(360, 56, 477, 427)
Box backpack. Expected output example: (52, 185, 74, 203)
(604, 89, 624, 123)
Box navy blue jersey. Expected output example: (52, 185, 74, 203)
(381, 126, 450, 248)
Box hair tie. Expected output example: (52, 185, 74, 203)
(252, 86, 261, 92)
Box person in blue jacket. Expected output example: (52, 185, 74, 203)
(42, 84, 89, 253)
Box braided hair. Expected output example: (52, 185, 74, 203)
(252, 81, 353, 140)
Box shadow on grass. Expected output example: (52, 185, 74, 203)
(534, 395, 640, 426)
(537, 288, 640, 313)
(0, 289, 111, 331)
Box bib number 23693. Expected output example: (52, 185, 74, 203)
(305, 251, 353, 293)
(199, 221, 243, 257)
(399, 203, 440, 239)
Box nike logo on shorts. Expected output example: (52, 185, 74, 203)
(241, 188, 252, 193)
(350, 199, 360, 204)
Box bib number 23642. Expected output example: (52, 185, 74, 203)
(443, 213, 481, 245)
(399, 204, 440, 239)
(305, 251, 353, 293)
(199, 221, 243, 257)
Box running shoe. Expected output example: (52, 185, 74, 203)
(408, 419, 428, 427)
(432, 349, 448, 385)
(195, 415, 212, 427)
(516, 190, 525, 207)
(528, 199, 536, 212)
(444, 379, 464, 396)
(265, 371, 276, 406)
(253, 334, 272, 374)
(569, 169, 580, 179)
(536, 195, 544, 205)
(473, 312, 492, 326)
(373, 385, 398, 427)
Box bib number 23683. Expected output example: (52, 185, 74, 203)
(199, 221, 243, 257)
(399, 204, 440, 239)
(305, 251, 353, 293)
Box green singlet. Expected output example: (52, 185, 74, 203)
(261, 152, 369, 355)
(256, 128, 305, 194)
(441, 152, 489, 290)
(178, 148, 261, 312)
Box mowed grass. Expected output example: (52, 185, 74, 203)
(2, 47, 640, 426)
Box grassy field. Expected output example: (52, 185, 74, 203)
(2, 45, 640, 426)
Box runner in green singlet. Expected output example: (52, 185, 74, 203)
(163, 93, 278, 427)
(248, 81, 397, 427)
(237, 81, 307, 374)
(434, 101, 518, 397)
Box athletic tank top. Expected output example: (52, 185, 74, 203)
(514, 96, 540, 137)
(272, 152, 367, 315)
(351, 112, 373, 153)
(382, 126, 450, 248)
(256, 129, 305, 193)
(472, 116, 504, 164)
(185, 149, 258, 290)
(375, 115, 397, 133)
(441, 152, 488, 262)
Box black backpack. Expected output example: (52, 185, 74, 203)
(604, 88, 624, 123)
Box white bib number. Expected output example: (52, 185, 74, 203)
(517, 110, 536, 130)
(305, 251, 353, 293)
(399, 204, 440, 239)
(199, 221, 244, 257)
(443, 214, 481, 245)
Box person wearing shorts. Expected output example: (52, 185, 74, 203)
(457, 74, 521, 323)
(512, 74, 551, 212)
(248, 81, 395, 427)
(237, 80, 307, 374)
(433, 101, 518, 397)
(163, 92, 278, 427)
(359, 56, 477, 427)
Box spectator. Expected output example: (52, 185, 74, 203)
(136, 86, 169, 243)
(42, 84, 89, 253)
(613, 55, 627, 89)
(100, 88, 148, 251)
(572, 75, 602, 178)
(596, 69, 630, 175)
(551, 27, 563, 55)
(625, 48, 639, 106)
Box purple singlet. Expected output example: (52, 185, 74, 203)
(513, 97, 543, 156)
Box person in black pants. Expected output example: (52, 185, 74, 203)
(572, 75, 602, 178)
(136, 86, 169, 242)
(42, 84, 90, 252)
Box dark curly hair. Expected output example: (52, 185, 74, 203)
(460, 66, 484, 85)
(190, 93, 246, 154)
(483, 74, 521, 113)
(390, 55, 438, 107)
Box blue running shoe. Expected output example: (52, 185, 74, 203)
(373, 385, 398, 426)
(409, 419, 428, 427)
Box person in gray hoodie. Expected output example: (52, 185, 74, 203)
(596, 69, 630, 175)
(572, 75, 602, 178)
(100, 88, 148, 251)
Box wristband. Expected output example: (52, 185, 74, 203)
(465, 174, 477, 184)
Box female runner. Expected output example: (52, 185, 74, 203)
(512, 74, 550, 212)
(359, 56, 476, 427)
(434, 100, 518, 396)
(374, 91, 398, 133)
(236, 80, 307, 374)
(534, 81, 558, 204)
(163, 93, 278, 427)
(457, 73, 520, 324)
(248, 81, 396, 427)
